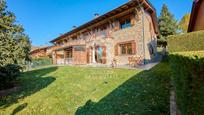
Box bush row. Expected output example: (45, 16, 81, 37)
(31, 57, 52, 68)
(0, 58, 52, 90)
(0, 64, 22, 90)
(169, 51, 204, 115)
(167, 30, 204, 52)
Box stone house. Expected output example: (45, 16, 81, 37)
(30, 46, 50, 58)
(188, 0, 204, 32)
(50, 0, 159, 66)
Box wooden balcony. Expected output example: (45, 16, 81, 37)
(65, 58, 73, 65)
(46, 46, 62, 56)
(54, 39, 86, 51)
(64, 39, 86, 46)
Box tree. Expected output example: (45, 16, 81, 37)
(0, 0, 31, 89)
(0, 0, 31, 66)
(157, 4, 177, 48)
(158, 4, 177, 37)
(0, 32, 16, 65)
(14, 34, 31, 65)
(178, 13, 191, 33)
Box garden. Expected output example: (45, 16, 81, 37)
(168, 30, 204, 115)
(0, 62, 170, 115)
(0, 0, 204, 115)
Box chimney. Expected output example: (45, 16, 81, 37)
(73, 26, 77, 29)
(94, 13, 100, 18)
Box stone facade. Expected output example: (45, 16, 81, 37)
(50, 0, 158, 66)
(111, 21, 143, 65)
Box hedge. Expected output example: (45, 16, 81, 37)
(31, 57, 52, 68)
(167, 30, 204, 52)
(169, 51, 204, 115)
(0, 64, 22, 90)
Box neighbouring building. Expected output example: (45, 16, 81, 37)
(50, 0, 159, 66)
(188, 0, 204, 32)
(30, 46, 48, 58)
(30, 46, 63, 59)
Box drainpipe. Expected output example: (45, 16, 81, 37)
(141, 7, 146, 65)
(136, 0, 146, 65)
(92, 42, 96, 63)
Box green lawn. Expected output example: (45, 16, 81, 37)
(0, 62, 170, 115)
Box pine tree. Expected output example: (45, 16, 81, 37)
(0, 0, 31, 66)
(158, 4, 177, 37)
(0, 32, 16, 65)
(14, 34, 31, 65)
(0, 0, 31, 88)
(0, 0, 23, 33)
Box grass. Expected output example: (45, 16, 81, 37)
(0, 62, 170, 115)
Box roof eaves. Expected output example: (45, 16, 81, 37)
(50, 0, 157, 43)
(50, 1, 137, 43)
(188, 0, 200, 32)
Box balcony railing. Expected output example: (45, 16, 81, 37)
(63, 39, 86, 47)
(54, 29, 111, 51)
(56, 59, 64, 65)
(56, 58, 73, 65)
(96, 30, 108, 39)
(65, 58, 73, 65)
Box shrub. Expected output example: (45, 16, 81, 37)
(0, 64, 22, 90)
(157, 38, 167, 47)
(31, 57, 52, 68)
(169, 51, 204, 115)
(167, 30, 204, 52)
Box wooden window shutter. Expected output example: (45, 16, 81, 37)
(131, 15, 136, 26)
(114, 21, 120, 31)
(115, 44, 119, 56)
(132, 41, 136, 54)
(95, 46, 99, 61)
(86, 48, 90, 63)
(102, 46, 106, 64)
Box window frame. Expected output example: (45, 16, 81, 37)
(120, 43, 133, 55)
(120, 18, 131, 29)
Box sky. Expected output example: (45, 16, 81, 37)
(6, 0, 193, 46)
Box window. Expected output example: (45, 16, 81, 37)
(127, 43, 132, 54)
(74, 46, 85, 51)
(101, 31, 107, 38)
(57, 41, 64, 46)
(120, 18, 131, 29)
(67, 50, 72, 58)
(72, 35, 78, 41)
(83, 32, 89, 40)
(120, 43, 132, 55)
(72, 38, 77, 41)
(97, 24, 108, 38)
(97, 47, 103, 63)
(121, 44, 126, 54)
